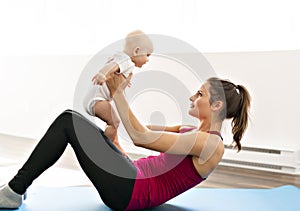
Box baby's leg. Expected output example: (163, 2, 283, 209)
(93, 101, 127, 156)
(105, 125, 128, 156)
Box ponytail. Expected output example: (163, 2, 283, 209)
(207, 78, 251, 152)
(231, 85, 251, 151)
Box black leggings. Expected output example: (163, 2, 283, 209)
(8, 110, 137, 210)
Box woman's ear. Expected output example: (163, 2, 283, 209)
(211, 100, 223, 112)
(132, 47, 140, 56)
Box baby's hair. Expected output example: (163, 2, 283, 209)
(207, 77, 251, 151)
(124, 30, 153, 55)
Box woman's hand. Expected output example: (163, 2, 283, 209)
(106, 72, 133, 96)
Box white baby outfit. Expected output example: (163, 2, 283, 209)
(83, 52, 135, 115)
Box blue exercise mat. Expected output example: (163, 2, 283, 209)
(1, 185, 299, 211)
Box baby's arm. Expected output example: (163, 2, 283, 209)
(92, 62, 120, 85)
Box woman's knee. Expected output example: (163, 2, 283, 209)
(55, 110, 82, 126)
(58, 109, 74, 120)
(61, 109, 85, 120)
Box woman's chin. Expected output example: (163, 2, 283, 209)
(188, 110, 194, 117)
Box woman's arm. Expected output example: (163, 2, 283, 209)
(146, 125, 197, 133)
(106, 74, 218, 156)
(146, 125, 181, 132)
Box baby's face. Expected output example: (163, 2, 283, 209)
(132, 52, 151, 68)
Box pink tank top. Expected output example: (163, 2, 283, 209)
(125, 127, 210, 210)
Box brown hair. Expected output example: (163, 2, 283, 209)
(207, 77, 251, 151)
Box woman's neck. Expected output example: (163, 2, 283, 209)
(198, 120, 222, 132)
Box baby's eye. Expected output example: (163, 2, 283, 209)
(197, 91, 202, 96)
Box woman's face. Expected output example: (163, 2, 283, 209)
(188, 83, 212, 119)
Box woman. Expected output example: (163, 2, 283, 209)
(0, 73, 251, 210)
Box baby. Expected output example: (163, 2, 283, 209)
(84, 30, 153, 156)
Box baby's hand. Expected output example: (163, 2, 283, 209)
(92, 73, 106, 85)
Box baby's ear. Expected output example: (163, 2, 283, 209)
(132, 47, 140, 56)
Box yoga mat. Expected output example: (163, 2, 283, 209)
(2, 185, 299, 211)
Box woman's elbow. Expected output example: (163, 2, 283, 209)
(129, 133, 143, 146)
(133, 141, 143, 147)
(131, 135, 145, 147)
(131, 131, 151, 147)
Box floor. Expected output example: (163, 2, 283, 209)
(1, 133, 300, 189)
